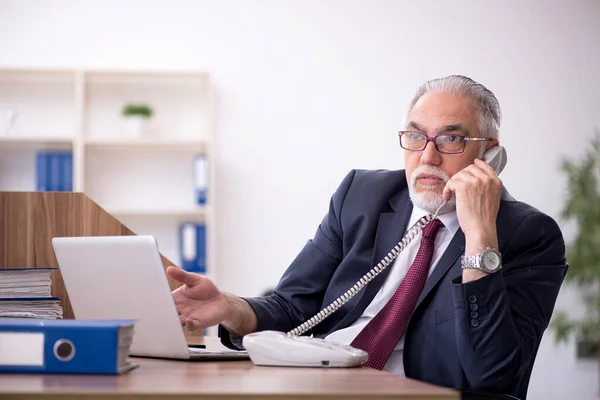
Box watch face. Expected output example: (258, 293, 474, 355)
(481, 249, 502, 272)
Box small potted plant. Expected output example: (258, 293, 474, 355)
(121, 103, 154, 137)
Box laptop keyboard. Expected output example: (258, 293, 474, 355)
(189, 347, 248, 355)
(190, 347, 229, 354)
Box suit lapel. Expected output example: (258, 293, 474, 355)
(415, 229, 465, 309)
(332, 189, 413, 331)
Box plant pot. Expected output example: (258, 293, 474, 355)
(123, 116, 148, 138)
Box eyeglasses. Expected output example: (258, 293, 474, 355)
(398, 131, 491, 154)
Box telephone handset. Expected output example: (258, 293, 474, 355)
(242, 146, 507, 368)
(482, 145, 507, 176)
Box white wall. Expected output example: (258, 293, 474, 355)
(0, 0, 598, 398)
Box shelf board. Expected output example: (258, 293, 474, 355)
(0, 136, 74, 149)
(0, 68, 209, 85)
(0, 68, 76, 82)
(84, 138, 207, 151)
(84, 68, 209, 77)
(84, 70, 209, 85)
(102, 206, 208, 217)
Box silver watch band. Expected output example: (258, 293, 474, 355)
(461, 253, 481, 269)
(461, 247, 502, 273)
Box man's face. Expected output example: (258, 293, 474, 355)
(404, 91, 497, 213)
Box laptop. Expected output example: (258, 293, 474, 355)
(52, 235, 249, 361)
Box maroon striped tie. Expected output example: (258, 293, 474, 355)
(350, 219, 444, 370)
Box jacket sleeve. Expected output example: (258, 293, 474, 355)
(451, 211, 568, 391)
(219, 170, 356, 348)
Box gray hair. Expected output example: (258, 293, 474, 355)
(407, 75, 501, 140)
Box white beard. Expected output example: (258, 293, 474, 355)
(408, 165, 456, 215)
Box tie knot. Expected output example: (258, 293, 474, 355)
(422, 218, 444, 239)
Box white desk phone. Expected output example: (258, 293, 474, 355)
(242, 146, 508, 368)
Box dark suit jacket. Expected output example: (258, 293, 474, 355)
(220, 169, 567, 394)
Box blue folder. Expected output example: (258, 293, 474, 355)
(35, 152, 49, 191)
(48, 152, 62, 191)
(63, 152, 73, 191)
(0, 318, 138, 375)
(0, 296, 61, 302)
(179, 222, 206, 274)
(35, 152, 73, 192)
(0, 267, 57, 271)
(194, 153, 208, 205)
(195, 223, 206, 273)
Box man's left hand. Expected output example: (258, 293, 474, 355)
(442, 158, 502, 257)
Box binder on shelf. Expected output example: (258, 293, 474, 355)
(35, 152, 49, 192)
(35, 151, 73, 192)
(180, 222, 195, 271)
(0, 318, 139, 375)
(196, 223, 206, 273)
(62, 152, 73, 191)
(194, 153, 208, 205)
(179, 222, 206, 274)
(49, 152, 62, 191)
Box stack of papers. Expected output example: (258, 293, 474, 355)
(0, 268, 53, 298)
(0, 268, 63, 319)
(0, 298, 63, 319)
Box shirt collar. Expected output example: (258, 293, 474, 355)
(407, 204, 460, 236)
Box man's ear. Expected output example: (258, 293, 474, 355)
(485, 139, 499, 151)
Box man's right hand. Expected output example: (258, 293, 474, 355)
(166, 266, 258, 335)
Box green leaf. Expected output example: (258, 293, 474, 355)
(551, 312, 576, 343)
(122, 103, 154, 118)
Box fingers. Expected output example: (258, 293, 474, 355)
(443, 160, 502, 202)
(443, 167, 479, 201)
(472, 160, 502, 188)
(474, 158, 498, 177)
(178, 315, 198, 330)
(184, 318, 203, 331)
(178, 313, 202, 330)
(166, 266, 202, 287)
(463, 163, 489, 181)
(442, 182, 454, 202)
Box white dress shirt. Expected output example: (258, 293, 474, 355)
(324, 205, 459, 375)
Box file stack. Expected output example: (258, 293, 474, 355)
(0, 268, 63, 319)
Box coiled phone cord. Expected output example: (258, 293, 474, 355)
(287, 202, 447, 337)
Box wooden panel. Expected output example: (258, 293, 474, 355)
(0, 192, 181, 320)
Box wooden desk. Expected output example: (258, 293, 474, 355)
(0, 356, 458, 400)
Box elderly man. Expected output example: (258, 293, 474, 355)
(167, 75, 567, 397)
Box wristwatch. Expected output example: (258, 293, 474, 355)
(461, 248, 502, 273)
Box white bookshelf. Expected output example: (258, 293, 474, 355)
(104, 205, 209, 217)
(0, 67, 216, 293)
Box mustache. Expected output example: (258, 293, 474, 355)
(410, 166, 450, 186)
